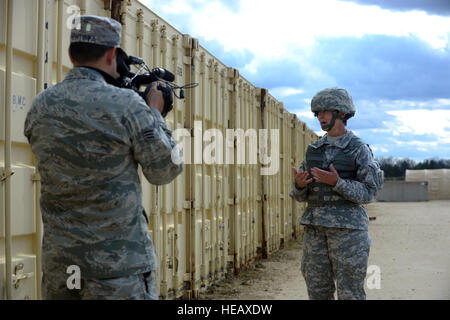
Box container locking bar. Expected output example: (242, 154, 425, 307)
(0, 168, 15, 182)
(12, 263, 35, 289)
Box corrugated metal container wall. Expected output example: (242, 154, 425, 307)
(231, 76, 259, 273)
(0, 0, 319, 300)
(291, 116, 307, 239)
(258, 93, 283, 255)
(0, 0, 51, 300)
(118, 2, 192, 299)
(280, 111, 293, 246)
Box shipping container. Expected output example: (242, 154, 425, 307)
(0, 0, 318, 300)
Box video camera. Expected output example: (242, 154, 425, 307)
(115, 47, 197, 117)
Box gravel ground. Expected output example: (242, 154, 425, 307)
(199, 200, 450, 300)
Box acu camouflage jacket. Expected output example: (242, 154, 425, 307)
(290, 131, 383, 231)
(24, 67, 183, 278)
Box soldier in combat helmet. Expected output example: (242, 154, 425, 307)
(290, 87, 383, 300)
(24, 15, 183, 299)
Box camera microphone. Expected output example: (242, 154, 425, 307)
(152, 67, 175, 82)
(116, 47, 197, 118)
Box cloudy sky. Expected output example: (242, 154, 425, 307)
(142, 0, 450, 161)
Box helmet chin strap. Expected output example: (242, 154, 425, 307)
(324, 110, 346, 131)
(324, 110, 338, 131)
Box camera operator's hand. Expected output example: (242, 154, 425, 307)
(146, 81, 165, 113)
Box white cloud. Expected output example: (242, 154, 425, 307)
(371, 145, 389, 153)
(143, 0, 450, 160)
(389, 139, 438, 147)
(315, 130, 324, 136)
(435, 99, 450, 107)
(269, 87, 304, 98)
(379, 99, 450, 109)
(296, 111, 314, 120)
(385, 109, 450, 139)
(145, 0, 450, 59)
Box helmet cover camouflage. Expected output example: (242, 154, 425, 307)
(311, 87, 356, 117)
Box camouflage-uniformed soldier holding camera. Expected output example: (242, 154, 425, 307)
(24, 15, 183, 299)
(290, 87, 383, 300)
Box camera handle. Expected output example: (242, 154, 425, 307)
(142, 83, 174, 118)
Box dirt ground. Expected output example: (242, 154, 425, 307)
(199, 200, 450, 300)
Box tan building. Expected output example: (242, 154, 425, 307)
(405, 169, 450, 200)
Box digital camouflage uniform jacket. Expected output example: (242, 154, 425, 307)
(24, 67, 183, 279)
(290, 131, 383, 231)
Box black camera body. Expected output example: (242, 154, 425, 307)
(115, 48, 178, 117)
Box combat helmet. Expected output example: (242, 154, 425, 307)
(311, 87, 355, 131)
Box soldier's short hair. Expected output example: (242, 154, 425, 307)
(69, 42, 114, 64)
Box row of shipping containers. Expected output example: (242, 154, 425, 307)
(0, 0, 319, 299)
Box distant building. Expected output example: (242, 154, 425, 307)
(376, 180, 428, 202)
(405, 169, 450, 200)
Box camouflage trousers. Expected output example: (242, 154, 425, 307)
(42, 270, 158, 300)
(301, 225, 371, 300)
